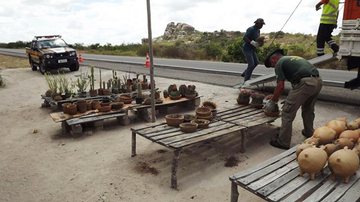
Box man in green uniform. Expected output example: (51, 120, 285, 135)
(264, 49, 323, 149)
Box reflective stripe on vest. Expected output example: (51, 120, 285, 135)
(320, 0, 339, 24)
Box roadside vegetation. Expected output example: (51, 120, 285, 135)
(0, 55, 29, 69)
(0, 31, 345, 69)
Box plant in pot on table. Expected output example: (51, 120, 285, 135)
(76, 72, 89, 97)
(44, 72, 58, 98)
(88, 66, 98, 97)
(58, 72, 74, 99)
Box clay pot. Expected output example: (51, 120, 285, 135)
(98, 105, 111, 113)
(297, 147, 328, 180)
(118, 95, 132, 104)
(296, 143, 313, 157)
(196, 114, 213, 121)
(135, 97, 144, 104)
(165, 114, 184, 127)
(102, 89, 111, 95)
(313, 126, 337, 145)
(196, 106, 212, 117)
(53, 95, 63, 101)
(111, 102, 124, 110)
(237, 93, 250, 105)
(328, 147, 360, 183)
(76, 100, 87, 113)
(98, 88, 104, 95)
(184, 114, 196, 122)
(89, 89, 98, 97)
(86, 100, 92, 110)
(169, 91, 181, 100)
(45, 89, 53, 97)
(202, 101, 217, 110)
(91, 100, 101, 110)
(326, 120, 347, 137)
(191, 119, 210, 129)
(168, 84, 177, 92)
(324, 143, 339, 156)
(179, 122, 198, 133)
(304, 137, 320, 146)
(63, 103, 77, 115)
(339, 130, 359, 142)
(335, 138, 355, 149)
(250, 93, 265, 109)
(347, 120, 359, 130)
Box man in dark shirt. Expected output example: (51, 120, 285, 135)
(242, 18, 265, 82)
(264, 49, 323, 149)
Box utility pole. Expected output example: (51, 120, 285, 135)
(146, 0, 156, 122)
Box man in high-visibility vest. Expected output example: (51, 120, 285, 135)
(315, 0, 340, 56)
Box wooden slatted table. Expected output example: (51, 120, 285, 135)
(131, 105, 279, 189)
(229, 146, 360, 202)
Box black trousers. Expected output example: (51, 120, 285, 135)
(316, 23, 337, 55)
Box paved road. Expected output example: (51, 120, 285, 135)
(0, 48, 357, 85)
(1, 48, 359, 106)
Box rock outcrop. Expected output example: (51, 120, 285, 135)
(163, 22, 196, 40)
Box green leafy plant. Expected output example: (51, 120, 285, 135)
(76, 72, 89, 93)
(44, 72, 58, 94)
(58, 72, 74, 95)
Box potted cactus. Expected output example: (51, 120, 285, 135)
(88, 66, 98, 97)
(135, 82, 144, 104)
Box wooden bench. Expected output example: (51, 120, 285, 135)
(131, 105, 278, 189)
(229, 146, 360, 202)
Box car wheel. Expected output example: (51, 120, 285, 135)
(69, 62, 79, 72)
(39, 60, 47, 75)
(29, 57, 37, 71)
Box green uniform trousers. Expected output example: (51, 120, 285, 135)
(278, 77, 323, 147)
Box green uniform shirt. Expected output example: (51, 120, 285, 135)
(275, 56, 319, 84)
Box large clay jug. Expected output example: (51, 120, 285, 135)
(297, 147, 328, 180)
(328, 147, 360, 183)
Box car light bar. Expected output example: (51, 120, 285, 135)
(34, 35, 62, 39)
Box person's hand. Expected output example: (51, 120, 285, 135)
(315, 3, 321, 11)
(250, 40, 259, 48)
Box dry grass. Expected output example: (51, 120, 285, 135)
(0, 55, 29, 69)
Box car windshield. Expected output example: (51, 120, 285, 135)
(38, 39, 67, 48)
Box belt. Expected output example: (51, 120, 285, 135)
(292, 75, 320, 84)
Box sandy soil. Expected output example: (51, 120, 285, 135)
(0, 66, 358, 202)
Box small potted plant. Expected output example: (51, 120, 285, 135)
(88, 66, 98, 97)
(76, 72, 89, 97)
(135, 82, 145, 104)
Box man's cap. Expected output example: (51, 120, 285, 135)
(254, 18, 265, 25)
(264, 49, 285, 67)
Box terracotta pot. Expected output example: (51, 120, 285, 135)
(89, 89, 98, 97)
(250, 93, 265, 108)
(165, 114, 184, 127)
(196, 106, 211, 117)
(86, 100, 92, 110)
(339, 130, 359, 142)
(326, 120, 347, 137)
(118, 95, 132, 104)
(98, 88, 104, 95)
(324, 143, 339, 156)
(297, 147, 328, 180)
(202, 101, 217, 110)
(184, 114, 196, 122)
(304, 137, 320, 146)
(179, 122, 198, 133)
(76, 100, 87, 113)
(91, 100, 101, 110)
(163, 90, 169, 98)
(237, 94, 250, 105)
(102, 89, 111, 95)
(335, 138, 354, 149)
(63, 103, 77, 115)
(313, 126, 337, 145)
(196, 114, 213, 121)
(98, 105, 111, 113)
(328, 147, 360, 183)
(296, 143, 313, 157)
(347, 120, 359, 130)
(191, 119, 210, 129)
(111, 102, 124, 110)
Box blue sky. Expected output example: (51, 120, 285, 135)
(0, 0, 344, 45)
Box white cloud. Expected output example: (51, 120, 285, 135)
(0, 0, 345, 45)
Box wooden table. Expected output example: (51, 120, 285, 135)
(229, 146, 360, 202)
(131, 105, 279, 189)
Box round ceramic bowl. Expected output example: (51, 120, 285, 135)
(165, 114, 184, 127)
(191, 119, 210, 129)
(179, 122, 198, 133)
(196, 106, 212, 117)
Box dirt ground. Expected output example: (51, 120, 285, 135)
(0, 64, 359, 202)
